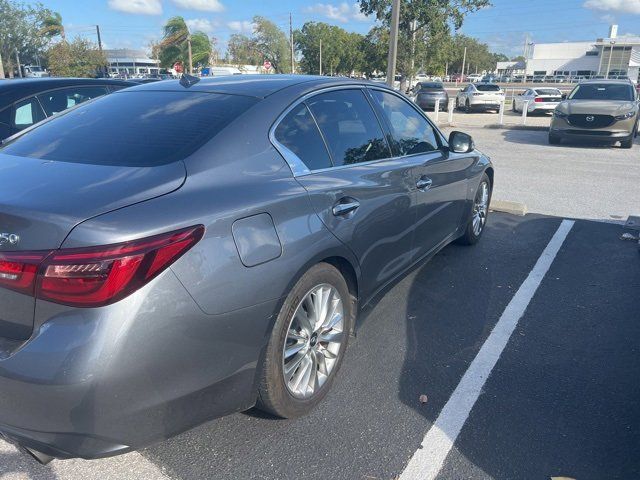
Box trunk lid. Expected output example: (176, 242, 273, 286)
(0, 153, 186, 340)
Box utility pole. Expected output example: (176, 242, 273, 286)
(187, 35, 193, 74)
(409, 19, 417, 91)
(319, 39, 322, 75)
(386, 0, 400, 88)
(15, 50, 22, 78)
(461, 46, 467, 82)
(95, 25, 106, 77)
(289, 13, 295, 74)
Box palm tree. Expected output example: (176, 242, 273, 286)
(41, 12, 65, 41)
(159, 16, 208, 74)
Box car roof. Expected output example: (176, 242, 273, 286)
(0, 77, 136, 106)
(123, 74, 377, 99)
(578, 78, 633, 85)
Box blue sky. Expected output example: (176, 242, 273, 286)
(42, 0, 640, 57)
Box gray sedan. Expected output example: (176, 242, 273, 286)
(0, 75, 493, 463)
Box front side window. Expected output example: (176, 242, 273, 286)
(306, 89, 390, 166)
(2, 91, 258, 167)
(12, 97, 46, 130)
(370, 90, 439, 156)
(274, 103, 332, 171)
(37, 86, 109, 116)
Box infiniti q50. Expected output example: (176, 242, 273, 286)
(0, 75, 493, 462)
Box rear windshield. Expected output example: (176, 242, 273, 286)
(535, 89, 562, 96)
(1, 90, 258, 167)
(569, 84, 634, 101)
(418, 83, 444, 91)
(475, 84, 501, 92)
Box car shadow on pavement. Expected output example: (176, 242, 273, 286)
(500, 129, 638, 149)
(0, 444, 60, 480)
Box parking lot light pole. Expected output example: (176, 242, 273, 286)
(386, 0, 400, 88)
(606, 40, 615, 79)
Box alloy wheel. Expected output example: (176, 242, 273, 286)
(282, 284, 344, 399)
(472, 181, 489, 236)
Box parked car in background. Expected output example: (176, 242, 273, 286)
(549, 79, 639, 148)
(512, 87, 564, 114)
(21, 65, 49, 78)
(532, 75, 546, 83)
(467, 74, 483, 83)
(456, 82, 505, 112)
(451, 73, 465, 83)
(0, 78, 135, 141)
(0, 75, 492, 463)
(412, 82, 449, 111)
(480, 75, 497, 83)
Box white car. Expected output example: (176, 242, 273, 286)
(467, 74, 483, 83)
(456, 83, 505, 112)
(512, 87, 564, 114)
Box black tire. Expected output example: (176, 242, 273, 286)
(455, 98, 460, 110)
(256, 263, 353, 418)
(549, 133, 562, 145)
(512, 100, 517, 113)
(465, 100, 472, 113)
(456, 173, 492, 246)
(620, 133, 634, 149)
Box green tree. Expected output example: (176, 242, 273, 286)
(252, 16, 291, 73)
(295, 22, 365, 75)
(227, 33, 261, 65)
(158, 16, 211, 72)
(46, 36, 107, 77)
(0, 0, 56, 77)
(41, 11, 65, 41)
(357, 0, 491, 77)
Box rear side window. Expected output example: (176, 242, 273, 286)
(12, 97, 46, 130)
(1, 91, 258, 167)
(370, 90, 439, 156)
(274, 103, 332, 171)
(37, 86, 108, 116)
(306, 89, 390, 166)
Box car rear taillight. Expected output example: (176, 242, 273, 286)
(0, 226, 204, 307)
(535, 97, 544, 103)
(0, 252, 48, 296)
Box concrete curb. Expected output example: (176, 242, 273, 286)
(490, 200, 528, 216)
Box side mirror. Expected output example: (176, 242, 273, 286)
(561, 93, 567, 100)
(449, 131, 475, 154)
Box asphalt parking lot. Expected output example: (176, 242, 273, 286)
(1, 127, 638, 480)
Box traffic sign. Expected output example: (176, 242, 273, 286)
(263, 61, 272, 71)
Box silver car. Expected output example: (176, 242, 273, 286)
(512, 87, 564, 114)
(0, 75, 493, 463)
(456, 83, 505, 112)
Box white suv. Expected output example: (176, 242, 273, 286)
(456, 83, 505, 113)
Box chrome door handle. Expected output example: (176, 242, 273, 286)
(332, 200, 360, 217)
(416, 178, 433, 191)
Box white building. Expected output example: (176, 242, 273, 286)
(497, 26, 640, 82)
(105, 49, 160, 77)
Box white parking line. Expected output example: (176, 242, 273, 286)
(399, 219, 575, 480)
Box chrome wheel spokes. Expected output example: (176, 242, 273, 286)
(283, 284, 344, 399)
(472, 181, 489, 236)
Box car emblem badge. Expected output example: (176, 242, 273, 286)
(586, 116, 595, 122)
(0, 233, 20, 246)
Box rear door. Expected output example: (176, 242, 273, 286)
(368, 88, 473, 260)
(273, 87, 420, 298)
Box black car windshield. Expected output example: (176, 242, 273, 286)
(419, 83, 444, 91)
(1, 90, 258, 167)
(569, 83, 634, 101)
(475, 84, 501, 92)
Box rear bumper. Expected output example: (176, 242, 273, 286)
(0, 271, 279, 459)
(530, 103, 558, 111)
(468, 99, 502, 109)
(416, 97, 448, 110)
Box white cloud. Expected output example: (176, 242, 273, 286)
(305, 3, 370, 23)
(108, 0, 162, 15)
(185, 18, 219, 33)
(171, 0, 225, 12)
(583, 0, 640, 15)
(227, 20, 255, 33)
